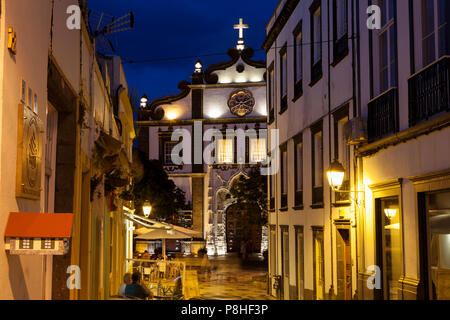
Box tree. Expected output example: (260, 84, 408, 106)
(131, 149, 186, 223)
(228, 165, 268, 259)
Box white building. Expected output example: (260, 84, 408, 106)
(264, 0, 450, 300)
(137, 20, 268, 256)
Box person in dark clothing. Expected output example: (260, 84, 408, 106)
(125, 272, 152, 299)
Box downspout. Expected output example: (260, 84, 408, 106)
(351, 0, 360, 299)
(327, 0, 335, 299)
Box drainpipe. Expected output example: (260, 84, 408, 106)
(327, 0, 335, 300)
(351, 0, 361, 300)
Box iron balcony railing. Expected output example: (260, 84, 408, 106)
(367, 87, 399, 142)
(408, 56, 450, 127)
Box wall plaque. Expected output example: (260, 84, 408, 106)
(16, 104, 43, 199)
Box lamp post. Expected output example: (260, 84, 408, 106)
(140, 95, 148, 109)
(142, 201, 152, 218)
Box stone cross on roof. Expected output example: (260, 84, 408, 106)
(234, 18, 249, 50)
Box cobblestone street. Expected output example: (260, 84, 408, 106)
(198, 254, 274, 300)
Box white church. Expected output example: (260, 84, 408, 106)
(137, 19, 268, 256)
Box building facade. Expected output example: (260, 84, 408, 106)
(264, 0, 450, 300)
(137, 25, 269, 256)
(0, 0, 135, 300)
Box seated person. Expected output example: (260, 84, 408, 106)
(118, 273, 132, 297)
(125, 272, 153, 299)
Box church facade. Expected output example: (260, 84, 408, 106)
(137, 21, 268, 256)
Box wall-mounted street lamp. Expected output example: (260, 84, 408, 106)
(142, 201, 152, 218)
(327, 160, 346, 191)
(326, 160, 365, 203)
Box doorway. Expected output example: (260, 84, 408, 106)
(280, 226, 289, 299)
(225, 204, 262, 253)
(375, 196, 402, 300)
(336, 227, 352, 300)
(295, 226, 304, 300)
(418, 189, 450, 300)
(313, 227, 325, 300)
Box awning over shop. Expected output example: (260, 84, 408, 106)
(4, 212, 73, 255)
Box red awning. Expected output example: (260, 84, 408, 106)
(4, 213, 73, 238)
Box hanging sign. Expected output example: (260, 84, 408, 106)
(16, 104, 43, 199)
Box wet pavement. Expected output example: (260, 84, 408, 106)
(197, 254, 275, 300)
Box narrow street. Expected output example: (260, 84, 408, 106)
(197, 254, 274, 300)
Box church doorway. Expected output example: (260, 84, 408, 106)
(225, 204, 262, 254)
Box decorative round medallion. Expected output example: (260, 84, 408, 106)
(236, 64, 245, 73)
(227, 89, 255, 117)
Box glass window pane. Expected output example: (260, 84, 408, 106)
(218, 139, 233, 164)
(296, 142, 303, 191)
(295, 33, 303, 82)
(282, 149, 288, 193)
(250, 138, 267, 163)
(337, 0, 347, 39)
(314, 132, 323, 187)
(313, 8, 322, 64)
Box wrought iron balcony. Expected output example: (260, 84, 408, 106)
(367, 87, 399, 142)
(409, 56, 450, 127)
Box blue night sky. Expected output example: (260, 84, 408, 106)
(88, 0, 277, 105)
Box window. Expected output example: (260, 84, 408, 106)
(334, 108, 350, 203)
(268, 64, 275, 124)
(280, 145, 288, 209)
(311, 123, 324, 207)
(379, 0, 397, 93)
(294, 135, 303, 208)
(294, 22, 303, 99)
(217, 138, 234, 164)
(333, 0, 348, 62)
(250, 136, 267, 163)
(20, 239, 32, 249)
(269, 174, 275, 211)
(422, 0, 450, 66)
(280, 45, 288, 112)
(41, 239, 54, 250)
(310, 1, 322, 84)
(164, 141, 178, 165)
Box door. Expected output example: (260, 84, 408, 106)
(280, 226, 290, 299)
(313, 227, 325, 300)
(375, 196, 402, 300)
(336, 228, 352, 300)
(295, 227, 304, 300)
(419, 190, 450, 300)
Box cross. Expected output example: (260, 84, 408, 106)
(234, 18, 249, 40)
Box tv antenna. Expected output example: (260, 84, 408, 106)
(88, 10, 134, 53)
